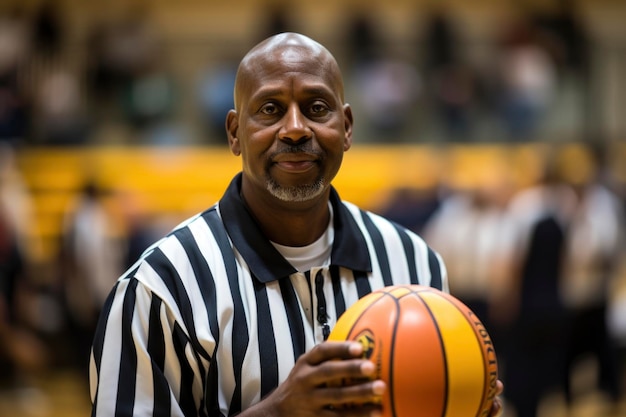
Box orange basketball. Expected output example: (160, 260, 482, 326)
(328, 284, 498, 417)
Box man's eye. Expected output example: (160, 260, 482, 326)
(310, 103, 329, 115)
(260, 103, 279, 115)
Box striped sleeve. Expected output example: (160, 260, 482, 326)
(90, 271, 207, 417)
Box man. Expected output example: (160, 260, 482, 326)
(90, 32, 503, 416)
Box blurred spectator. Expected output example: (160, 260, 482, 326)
(0, 189, 47, 392)
(31, 69, 90, 145)
(258, 0, 292, 39)
(31, 0, 64, 59)
(491, 13, 557, 141)
(84, 19, 122, 113)
(377, 185, 442, 236)
(0, 143, 47, 397)
(532, 0, 593, 137)
(431, 64, 481, 141)
(105, 5, 162, 94)
(532, 0, 589, 78)
(60, 180, 124, 373)
(114, 187, 161, 271)
(418, 5, 481, 141)
(0, 143, 42, 266)
(0, 6, 31, 146)
(0, 190, 23, 380)
(353, 52, 421, 141)
(84, 2, 174, 139)
(196, 55, 237, 143)
(121, 62, 178, 143)
(344, 10, 380, 68)
(422, 171, 514, 332)
(106, 8, 178, 143)
(420, 4, 458, 77)
(558, 145, 625, 410)
(344, 10, 422, 141)
(496, 151, 578, 417)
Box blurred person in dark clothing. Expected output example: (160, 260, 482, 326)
(491, 12, 557, 141)
(32, 0, 64, 58)
(495, 151, 578, 417)
(378, 186, 442, 236)
(0, 184, 46, 391)
(31, 69, 91, 145)
(418, 5, 483, 141)
(0, 7, 31, 145)
(558, 145, 625, 410)
(60, 181, 123, 374)
(344, 11, 379, 67)
(0, 200, 24, 380)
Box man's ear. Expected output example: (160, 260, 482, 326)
(343, 103, 354, 152)
(226, 110, 241, 156)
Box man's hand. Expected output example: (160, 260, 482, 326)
(239, 341, 385, 417)
(489, 380, 505, 417)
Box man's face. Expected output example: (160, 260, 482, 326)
(227, 42, 353, 204)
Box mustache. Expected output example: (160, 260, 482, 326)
(269, 142, 322, 159)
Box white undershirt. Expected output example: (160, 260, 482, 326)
(271, 204, 334, 272)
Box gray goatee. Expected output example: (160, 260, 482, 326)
(266, 176, 326, 202)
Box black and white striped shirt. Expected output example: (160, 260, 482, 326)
(90, 173, 448, 417)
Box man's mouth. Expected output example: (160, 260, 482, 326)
(273, 157, 317, 173)
(271, 149, 320, 172)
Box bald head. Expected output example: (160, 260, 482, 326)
(233, 32, 345, 112)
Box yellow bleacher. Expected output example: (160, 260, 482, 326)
(15, 142, 626, 265)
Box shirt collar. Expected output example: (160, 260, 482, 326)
(219, 173, 372, 283)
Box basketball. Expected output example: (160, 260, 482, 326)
(328, 284, 498, 417)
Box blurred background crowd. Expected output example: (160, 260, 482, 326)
(0, 0, 625, 416)
(0, 0, 624, 146)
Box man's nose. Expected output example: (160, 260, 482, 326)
(278, 104, 312, 143)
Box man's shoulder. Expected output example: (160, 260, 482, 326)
(129, 204, 222, 268)
(340, 200, 427, 240)
(120, 204, 229, 298)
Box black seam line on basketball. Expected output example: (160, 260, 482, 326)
(415, 292, 448, 417)
(348, 292, 401, 417)
(446, 297, 491, 417)
(385, 292, 401, 417)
